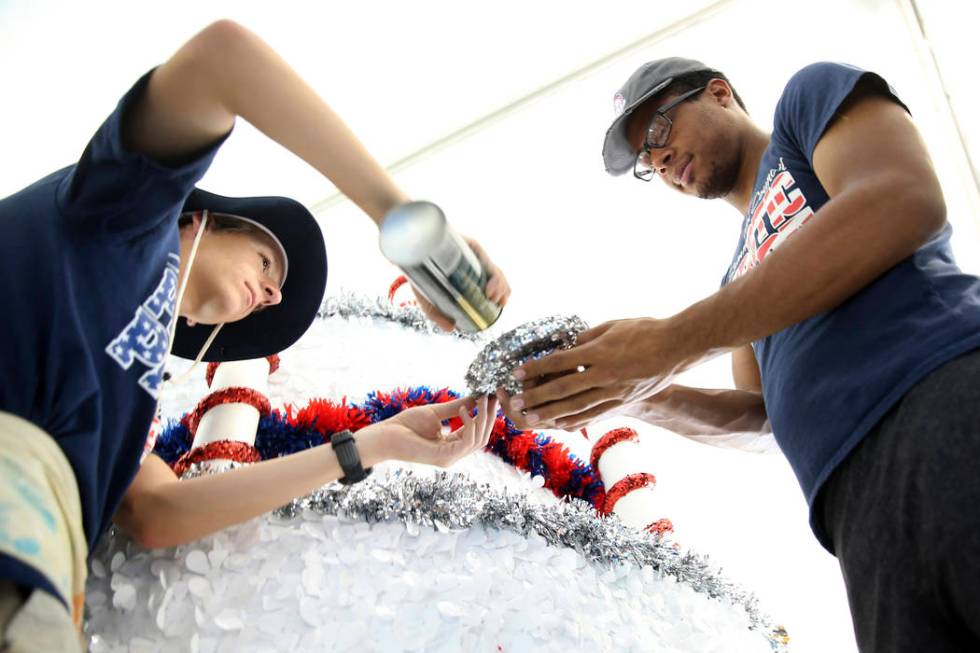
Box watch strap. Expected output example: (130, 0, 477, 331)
(330, 430, 371, 484)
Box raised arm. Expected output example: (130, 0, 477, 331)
(123, 19, 407, 223)
(125, 20, 511, 329)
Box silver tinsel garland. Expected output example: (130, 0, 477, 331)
(260, 468, 789, 651)
(316, 294, 589, 397)
(465, 315, 588, 395)
(318, 289, 488, 342)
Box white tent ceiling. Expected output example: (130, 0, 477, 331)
(2, 2, 977, 652)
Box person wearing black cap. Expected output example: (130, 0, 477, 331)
(0, 20, 506, 651)
(501, 58, 980, 651)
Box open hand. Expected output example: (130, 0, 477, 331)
(369, 395, 498, 467)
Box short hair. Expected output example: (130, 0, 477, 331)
(665, 69, 748, 114)
(178, 211, 264, 236)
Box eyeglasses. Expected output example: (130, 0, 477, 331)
(633, 85, 706, 182)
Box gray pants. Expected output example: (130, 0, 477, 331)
(0, 581, 82, 653)
(817, 348, 980, 652)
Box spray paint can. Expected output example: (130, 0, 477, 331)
(379, 201, 502, 333)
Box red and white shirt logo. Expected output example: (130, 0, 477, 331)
(730, 160, 815, 281)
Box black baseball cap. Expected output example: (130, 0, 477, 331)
(602, 57, 717, 176)
(172, 188, 328, 362)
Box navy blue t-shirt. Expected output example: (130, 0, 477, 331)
(0, 70, 226, 599)
(722, 62, 980, 551)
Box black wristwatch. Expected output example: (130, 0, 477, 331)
(330, 430, 372, 485)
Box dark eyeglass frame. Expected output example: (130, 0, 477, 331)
(633, 85, 707, 181)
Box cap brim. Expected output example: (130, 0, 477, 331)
(601, 77, 673, 176)
(173, 189, 327, 362)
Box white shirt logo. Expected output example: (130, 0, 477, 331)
(105, 253, 179, 399)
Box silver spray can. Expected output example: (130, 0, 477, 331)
(379, 201, 502, 333)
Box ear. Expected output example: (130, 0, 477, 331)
(180, 211, 206, 236)
(706, 78, 735, 108)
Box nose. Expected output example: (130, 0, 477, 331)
(649, 147, 673, 177)
(261, 280, 283, 306)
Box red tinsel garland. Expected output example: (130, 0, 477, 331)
(602, 472, 657, 516)
(187, 387, 272, 437)
(589, 427, 639, 473)
(645, 518, 674, 535)
(283, 397, 373, 436)
(172, 440, 262, 478)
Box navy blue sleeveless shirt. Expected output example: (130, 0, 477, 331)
(722, 63, 980, 551)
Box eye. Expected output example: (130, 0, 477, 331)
(260, 253, 271, 273)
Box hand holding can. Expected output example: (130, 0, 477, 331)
(379, 201, 503, 333)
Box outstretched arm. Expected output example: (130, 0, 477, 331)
(115, 396, 497, 548)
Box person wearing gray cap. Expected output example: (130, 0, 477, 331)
(501, 57, 980, 651)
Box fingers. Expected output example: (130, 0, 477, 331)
(429, 396, 475, 421)
(413, 288, 456, 332)
(471, 395, 494, 446)
(465, 237, 511, 307)
(457, 399, 476, 436)
(530, 388, 615, 425)
(469, 396, 487, 449)
(444, 395, 487, 456)
(484, 274, 511, 306)
(504, 387, 616, 430)
(513, 368, 599, 414)
(514, 346, 587, 382)
(498, 388, 530, 428)
(574, 321, 616, 347)
(481, 395, 499, 448)
(495, 388, 511, 418)
(555, 400, 622, 431)
(513, 320, 621, 380)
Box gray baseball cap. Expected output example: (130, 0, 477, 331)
(601, 57, 716, 176)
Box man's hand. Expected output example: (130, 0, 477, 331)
(498, 317, 694, 430)
(414, 236, 511, 331)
